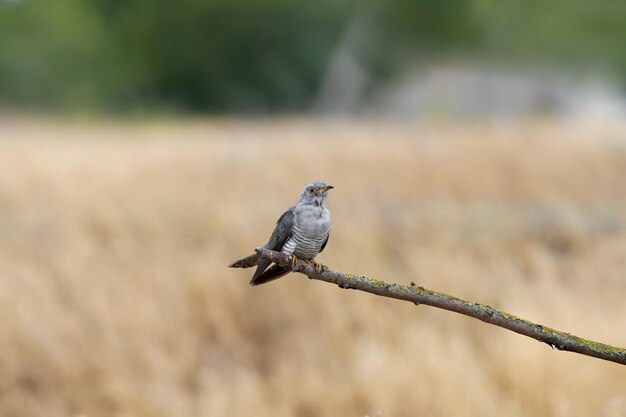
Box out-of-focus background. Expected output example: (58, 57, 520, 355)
(1, 1, 626, 416)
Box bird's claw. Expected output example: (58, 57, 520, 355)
(289, 255, 299, 270)
(309, 259, 323, 272)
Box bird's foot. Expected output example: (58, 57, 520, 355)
(289, 255, 299, 270)
(309, 258, 323, 272)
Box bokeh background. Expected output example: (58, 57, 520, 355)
(1, 1, 626, 416)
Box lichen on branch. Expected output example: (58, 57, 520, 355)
(254, 248, 626, 366)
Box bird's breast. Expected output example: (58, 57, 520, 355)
(294, 206, 331, 236)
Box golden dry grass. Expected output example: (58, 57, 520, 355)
(0, 116, 625, 417)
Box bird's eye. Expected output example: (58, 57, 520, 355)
(308, 188, 315, 193)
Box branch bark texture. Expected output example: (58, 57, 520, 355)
(255, 248, 626, 366)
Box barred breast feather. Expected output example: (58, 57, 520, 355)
(282, 225, 330, 259)
(281, 204, 331, 259)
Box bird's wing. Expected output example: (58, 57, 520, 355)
(266, 207, 296, 251)
(249, 264, 290, 286)
(250, 207, 295, 285)
(319, 230, 330, 253)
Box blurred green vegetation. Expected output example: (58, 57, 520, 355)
(0, 0, 624, 113)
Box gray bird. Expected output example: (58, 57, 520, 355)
(229, 181, 334, 285)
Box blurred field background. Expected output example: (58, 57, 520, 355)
(1, 118, 626, 417)
(2, 0, 626, 416)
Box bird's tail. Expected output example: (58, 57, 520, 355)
(250, 264, 290, 286)
(228, 252, 261, 268)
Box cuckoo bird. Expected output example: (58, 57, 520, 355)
(229, 181, 333, 285)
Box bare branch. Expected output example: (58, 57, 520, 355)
(255, 248, 626, 366)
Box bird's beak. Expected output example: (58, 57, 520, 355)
(322, 185, 334, 192)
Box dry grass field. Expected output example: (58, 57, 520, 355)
(0, 116, 625, 417)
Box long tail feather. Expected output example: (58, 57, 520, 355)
(228, 253, 260, 268)
(250, 264, 290, 286)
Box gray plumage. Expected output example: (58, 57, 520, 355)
(229, 181, 333, 285)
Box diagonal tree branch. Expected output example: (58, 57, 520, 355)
(255, 248, 626, 366)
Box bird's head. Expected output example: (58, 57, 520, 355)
(299, 181, 334, 206)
